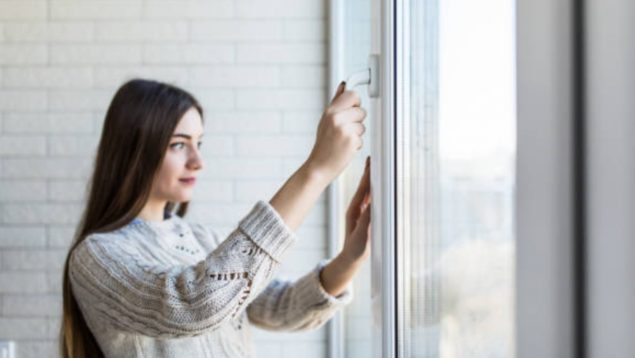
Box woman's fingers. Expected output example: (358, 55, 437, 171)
(339, 109, 366, 150)
(346, 158, 371, 233)
(351, 158, 370, 200)
(334, 107, 366, 124)
(330, 90, 361, 113)
(362, 189, 371, 207)
(355, 199, 371, 233)
(344, 107, 367, 123)
(347, 122, 366, 136)
(354, 157, 371, 198)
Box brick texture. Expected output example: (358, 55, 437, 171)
(0, 0, 330, 355)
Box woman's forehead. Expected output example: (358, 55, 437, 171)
(174, 108, 204, 136)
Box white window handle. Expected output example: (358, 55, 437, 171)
(344, 54, 380, 98)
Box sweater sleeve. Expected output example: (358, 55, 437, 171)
(246, 258, 353, 331)
(69, 200, 296, 339)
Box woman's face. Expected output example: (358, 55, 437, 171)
(151, 107, 204, 204)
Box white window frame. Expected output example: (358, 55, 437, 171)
(326, 1, 348, 357)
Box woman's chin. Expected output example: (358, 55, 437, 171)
(171, 190, 194, 203)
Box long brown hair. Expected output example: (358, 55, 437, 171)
(59, 79, 204, 357)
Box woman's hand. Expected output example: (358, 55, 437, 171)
(305, 82, 368, 183)
(341, 156, 372, 264)
(318, 157, 372, 296)
(269, 83, 366, 231)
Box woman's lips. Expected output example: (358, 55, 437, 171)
(179, 178, 196, 185)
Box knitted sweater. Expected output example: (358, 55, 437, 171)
(69, 200, 353, 358)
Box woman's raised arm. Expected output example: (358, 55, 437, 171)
(269, 82, 367, 231)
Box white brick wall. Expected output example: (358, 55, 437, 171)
(0, 0, 330, 357)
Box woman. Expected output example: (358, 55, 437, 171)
(60, 78, 371, 357)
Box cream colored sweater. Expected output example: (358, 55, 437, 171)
(69, 200, 352, 357)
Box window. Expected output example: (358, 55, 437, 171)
(332, 0, 516, 356)
(401, 0, 516, 356)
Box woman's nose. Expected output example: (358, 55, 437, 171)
(188, 147, 204, 170)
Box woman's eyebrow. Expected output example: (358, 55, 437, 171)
(172, 133, 204, 139)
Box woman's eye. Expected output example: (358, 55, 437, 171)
(170, 142, 202, 150)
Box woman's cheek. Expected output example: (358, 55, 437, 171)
(164, 153, 184, 174)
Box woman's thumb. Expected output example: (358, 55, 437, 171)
(330, 81, 346, 104)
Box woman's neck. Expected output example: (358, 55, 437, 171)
(138, 199, 168, 222)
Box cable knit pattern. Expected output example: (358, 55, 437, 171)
(69, 200, 353, 358)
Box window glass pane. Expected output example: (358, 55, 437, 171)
(404, 0, 516, 357)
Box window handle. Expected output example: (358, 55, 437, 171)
(344, 54, 380, 98)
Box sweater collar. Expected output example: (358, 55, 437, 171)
(131, 213, 178, 230)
